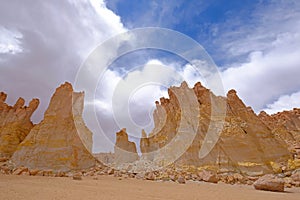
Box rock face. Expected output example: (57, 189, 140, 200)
(140, 82, 291, 175)
(11, 82, 98, 172)
(254, 174, 285, 192)
(0, 92, 39, 158)
(259, 109, 300, 158)
(93, 152, 115, 165)
(114, 128, 139, 165)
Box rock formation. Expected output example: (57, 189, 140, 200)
(253, 174, 285, 192)
(11, 82, 98, 172)
(0, 92, 39, 158)
(140, 82, 292, 175)
(259, 109, 300, 158)
(114, 128, 139, 165)
(93, 152, 115, 165)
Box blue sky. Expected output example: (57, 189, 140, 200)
(106, 0, 262, 65)
(0, 0, 300, 152)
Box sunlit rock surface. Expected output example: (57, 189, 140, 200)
(11, 82, 98, 172)
(140, 82, 291, 175)
(0, 92, 39, 158)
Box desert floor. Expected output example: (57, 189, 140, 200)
(0, 174, 300, 200)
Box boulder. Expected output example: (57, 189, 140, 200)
(177, 175, 186, 184)
(254, 174, 284, 192)
(291, 172, 300, 182)
(198, 170, 218, 183)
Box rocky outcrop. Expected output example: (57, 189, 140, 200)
(140, 82, 291, 175)
(114, 128, 139, 165)
(0, 92, 39, 158)
(11, 82, 98, 172)
(259, 109, 300, 158)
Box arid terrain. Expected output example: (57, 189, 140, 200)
(1, 174, 300, 200)
(1, 82, 300, 199)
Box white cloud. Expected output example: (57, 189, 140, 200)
(264, 91, 300, 114)
(0, 0, 126, 152)
(214, 1, 300, 61)
(95, 60, 179, 137)
(0, 0, 125, 118)
(0, 27, 23, 54)
(219, 1, 300, 112)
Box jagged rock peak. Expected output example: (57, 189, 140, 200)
(44, 82, 84, 119)
(0, 92, 7, 102)
(114, 128, 139, 165)
(11, 82, 98, 172)
(180, 81, 189, 88)
(140, 81, 291, 175)
(0, 92, 39, 158)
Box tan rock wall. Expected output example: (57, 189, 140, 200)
(11, 82, 97, 172)
(0, 92, 39, 158)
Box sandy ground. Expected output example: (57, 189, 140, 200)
(0, 174, 300, 200)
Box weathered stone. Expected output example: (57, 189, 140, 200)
(254, 174, 284, 192)
(169, 174, 176, 182)
(29, 169, 40, 176)
(258, 109, 300, 157)
(145, 172, 155, 180)
(0, 92, 39, 158)
(291, 172, 300, 182)
(12, 167, 28, 175)
(114, 128, 139, 165)
(107, 168, 115, 175)
(73, 174, 82, 180)
(114, 171, 122, 177)
(198, 170, 218, 183)
(43, 170, 54, 176)
(136, 172, 145, 179)
(177, 175, 186, 184)
(11, 82, 99, 172)
(140, 82, 291, 175)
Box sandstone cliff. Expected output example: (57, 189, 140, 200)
(0, 92, 39, 158)
(114, 128, 139, 165)
(11, 82, 98, 172)
(140, 82, 291, 175)
(259, 109, 300, 159)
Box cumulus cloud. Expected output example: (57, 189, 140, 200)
(94, 60, 178, 143)
(0, 0, 126, 152)
(0, 0, 125, 123)
(219, 1, 300, 112)
(264, 91, 300, 114)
